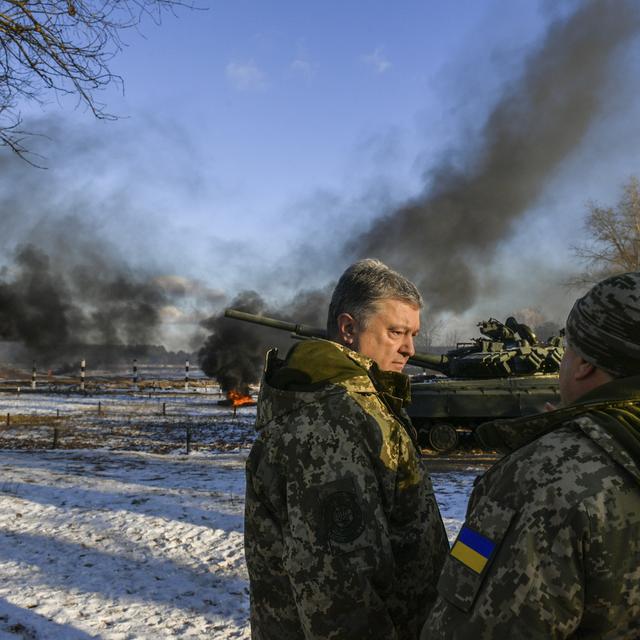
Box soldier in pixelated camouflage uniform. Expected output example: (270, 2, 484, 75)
(245, 259, 449, 639)
(422, 272, 640, 639)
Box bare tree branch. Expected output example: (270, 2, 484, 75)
(417, 311, 445, 349)
(569, 176, 640, 286)
(0, 0, 193, 161)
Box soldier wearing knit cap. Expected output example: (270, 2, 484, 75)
(422, 272, 640, 640)
(565, 271, 640, 374)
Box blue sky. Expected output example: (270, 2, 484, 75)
(3, 0, 640, 349)
(108, 0, 546, 219)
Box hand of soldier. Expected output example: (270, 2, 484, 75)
(544, 402, 557, 412)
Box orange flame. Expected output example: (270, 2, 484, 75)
(227, 389, 254, 406)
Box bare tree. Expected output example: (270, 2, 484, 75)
(417, 311, 445, 350)
(571, 177, 640, 285)
(443, 329, 459, 348)
(0, 0, 189, 160)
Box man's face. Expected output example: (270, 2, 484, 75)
(350, 298, 420, 372)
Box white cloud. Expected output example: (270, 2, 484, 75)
(290, 58, 315, 79)
(159, 304, 212, 326)
(225, 60, 267, 91)
(159, 305, 188, 324)
(362, 48, 391, 74)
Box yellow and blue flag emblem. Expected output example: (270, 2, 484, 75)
(450, 525, 496, 574)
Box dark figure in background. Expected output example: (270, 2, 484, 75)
(245, 258, 449, 639)
(424, 271, 640, 639)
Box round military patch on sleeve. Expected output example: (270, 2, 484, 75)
(322, 491, 365, 544)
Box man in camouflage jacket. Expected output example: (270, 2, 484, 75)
(245, 260, 449, 639)
(423, 272, 640, 639)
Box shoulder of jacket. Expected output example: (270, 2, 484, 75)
(257, 381, 376, 434)
(571, 410, 640, 486)
(475, 424, 610, 504)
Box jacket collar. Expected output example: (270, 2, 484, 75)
(476, 375, 640, 483)
(255, 339, 411, 429)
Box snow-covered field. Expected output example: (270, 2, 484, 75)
(0, 390, 483, 639)
(0, 390, 256, 453)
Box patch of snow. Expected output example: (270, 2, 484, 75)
(0, 449, 477, 638)
(0, 389, 479, 638)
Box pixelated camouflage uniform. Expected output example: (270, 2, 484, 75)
(245, 339, 449, 640)
(422, 374, 640, 639)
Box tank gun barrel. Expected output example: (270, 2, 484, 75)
(406, 352, 450, 372)
(224, 308, 327, 339)
(224, 308, 446, 370)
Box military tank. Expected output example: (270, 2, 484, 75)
(407, 317, 564, 452)
(223, 309, 564, 453)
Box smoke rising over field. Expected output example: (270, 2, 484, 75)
(199, 291, 268, 393)
(0, 117, 231, 366)
(198, 287, 331, 392)
(198, 0, 640, 391)
(350, 0, 640, 312)
(0, 156, 217, 366)
(0, 238, 170, 364)
(1, 1, 638, 392)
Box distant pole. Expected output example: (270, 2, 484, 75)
(132, 359, 138, 388)
(80, 359, 86, 392)
(31, 361, 36, 390)
(184, 360, 190, 392)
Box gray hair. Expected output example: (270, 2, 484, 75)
(326, 258, 423, 339)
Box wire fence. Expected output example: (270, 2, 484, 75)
(0, 391, 257, 454)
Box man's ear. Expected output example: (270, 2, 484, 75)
(336, 313, 356, 345)
(574, 358, 596, 381)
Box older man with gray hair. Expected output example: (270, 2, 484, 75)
(423, 271, 640, 639)
(245, 258, 449, 640)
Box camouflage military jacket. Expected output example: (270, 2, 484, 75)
(245, 339, 448, 640)
(423, 375, 640, 640)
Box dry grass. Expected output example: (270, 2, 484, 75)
(0, 414, 65, 428)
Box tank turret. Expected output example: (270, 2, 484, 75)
(223, 308, 565, 453)
(408, 317, 564, 452)
(411, 317, 563, 379)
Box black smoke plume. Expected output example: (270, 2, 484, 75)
(198, 291, 268, 394)
(350, 0, 640, 312)
(198, 287, 331, 393)
(199, 1, 640, 391)
(0, 116, 225, 369)
(0, 236, 172, 366)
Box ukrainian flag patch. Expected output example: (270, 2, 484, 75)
(450, 525, 496, 574)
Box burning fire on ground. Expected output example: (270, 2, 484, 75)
(227, 390, 255, 406)
(217, 389, 256, 408)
